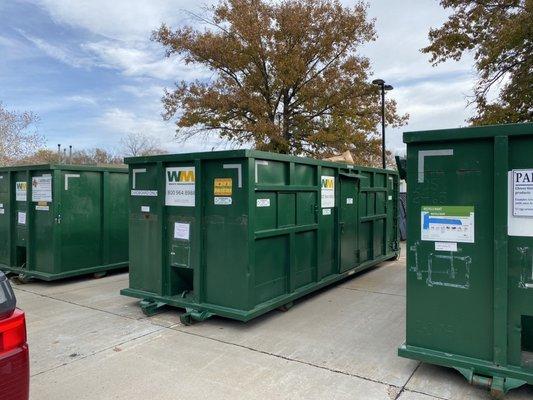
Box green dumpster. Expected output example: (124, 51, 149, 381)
(0, 164, 129, 281)
(398, 123, 533, 397)
(121, 150, 400, 323)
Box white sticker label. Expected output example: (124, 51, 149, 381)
(16, 182, 27, 201)
(166, 167, 195, 207)
(388, 195, 393, 201)
(0, 209, 4, 215)
(131, 190, 157, 197)
(257, 198, 270, 207)
(435, 242, 458, 252)
(322, 208, 332, 216)
(214, 197, 232, 205)
(141, 206, 150, 213)
(174, 222, 190, 240)
(512, 169, 533, 216)
(421, 206, 474, 243)
(32, 176, 52, 202)
(346, 198, 354, 205)
(18, 211, 26, 225)
(321, 176, 335, 208)
(36, 205, 49, 211)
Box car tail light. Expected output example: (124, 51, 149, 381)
(0, 309, 26, 354)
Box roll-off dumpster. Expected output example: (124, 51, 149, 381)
(0, 164, 129, 281)
(398, 123, 533, 397)
(121, 150, 400, 324)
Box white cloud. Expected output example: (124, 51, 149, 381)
(18, 30, 95, 68)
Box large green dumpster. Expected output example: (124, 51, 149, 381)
(121, 150, 400, 323)
(398, 123, 533, 397)
(0, 164, 129, 281)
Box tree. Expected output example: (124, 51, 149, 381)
(119, 132, 166, 157)
(0, 102, 44, 166)
(153, 0, 407, 163)
(423, 0, 532, 125)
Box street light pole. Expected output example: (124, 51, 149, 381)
(372, 79, 393, 169)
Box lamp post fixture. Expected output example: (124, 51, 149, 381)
(372, 79, 393, 169)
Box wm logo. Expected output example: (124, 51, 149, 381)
(167, 169, 195, 183)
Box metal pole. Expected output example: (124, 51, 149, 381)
(381, 86, 386, 169)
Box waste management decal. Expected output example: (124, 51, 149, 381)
(165, 167, 195, 206)
(321, 176, 335, 208)
(421, 205, 474, 243)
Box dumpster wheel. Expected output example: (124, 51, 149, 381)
(93, 271, 107, 279)
(13, 273, 32, 284)
(139, 299, 166, 316)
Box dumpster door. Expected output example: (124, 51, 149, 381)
(340, 176, 358, 272)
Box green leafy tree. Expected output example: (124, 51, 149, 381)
(154, 0, 407, 164)
(423, 0, 532, 125)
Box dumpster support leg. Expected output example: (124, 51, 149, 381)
(139, 299, 165, 316)
(180, 309, 213, 326)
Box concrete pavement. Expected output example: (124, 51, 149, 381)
(12, 250, 533, 400)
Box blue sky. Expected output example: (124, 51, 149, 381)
(0, 0, 477, 156)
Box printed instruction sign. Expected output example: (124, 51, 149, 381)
(512, 169, 533, 217)
(321, 176, 335, 208)
(165, 167, 195, 207)
(214, 197, 232, 205)
(214, 178, 232, 196)
(16, 182, 27, 201)
(173, 222, 190, 240)
(421, 205, 474, 243)
(32, 176, 52, 202)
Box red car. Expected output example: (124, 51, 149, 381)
(0, 272, 29, 400)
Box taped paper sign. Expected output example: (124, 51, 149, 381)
(174, 222, 190, 240)
(16, 182, 27, 201)
(32, 176, 52, 202)
(321, 176, 335, 208)
(214, 197, 232, 205)
(18, 211, 26, 225)
(166, 167, 195, 207)
(421, 206, 474, 243)
(512, 169, 533, 217)
(214, 178, 232, 196)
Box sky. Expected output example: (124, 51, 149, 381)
(0, 0, 477, 156)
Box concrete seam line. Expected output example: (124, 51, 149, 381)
(339, 286, 406, 298)
(173, 326, 402, 390)
(393, 361, 422, 400)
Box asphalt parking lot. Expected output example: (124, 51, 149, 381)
(12, 248, 533, 400)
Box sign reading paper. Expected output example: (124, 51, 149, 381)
(321, 176, 335, 208)
(165, 167, 195, 207)
(16, 181, 27, 201)
(32, 176, 52, 202)
(512, 169, 533, 217)
(173, 222, 190, 240)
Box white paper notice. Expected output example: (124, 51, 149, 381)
(512, 169, 533, 217)
(32, 176, 52, 202)
(508, 171, 533, 237)
(174, 222, 190, 240)
(18, 211, 26, 225)
(16, 181, 27, 201)
(322, 208, 332, 216)
(141, 206, 150, 213)
(165, 167, 195, 207)
(435, 242, 458, 252)
(321, 176, 335, 208)
(346, 198, 354, 204)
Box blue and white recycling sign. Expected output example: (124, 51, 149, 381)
(421, 205, 475, 243)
